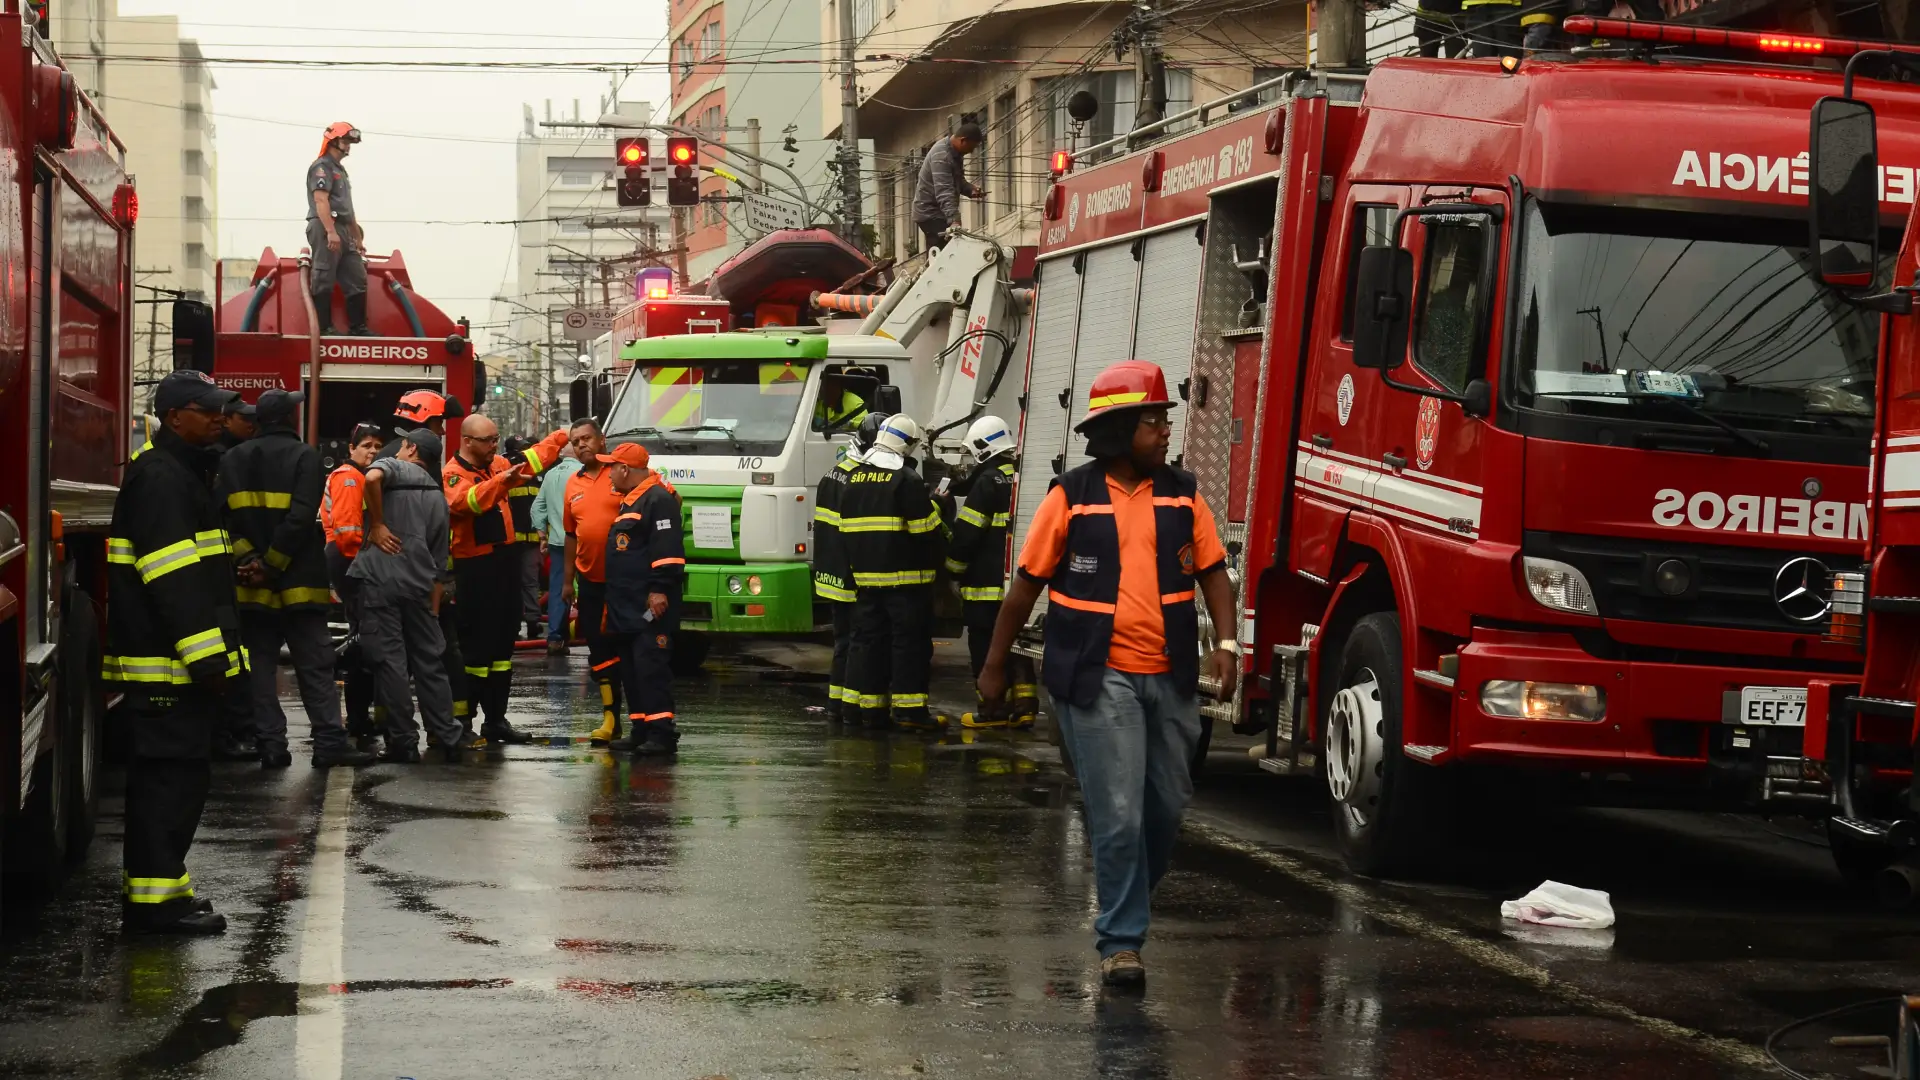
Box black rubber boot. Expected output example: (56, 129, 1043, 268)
(311, 293, 334, 336)
(345, 292, 372, 336)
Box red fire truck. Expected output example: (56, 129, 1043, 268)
(195, 248, 477, 465)
(0, 3, 137, 894)
(1018, 33, 1912, 878)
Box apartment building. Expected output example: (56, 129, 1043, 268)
(49, 0, 218, 380)
(668, 0, 829, 281)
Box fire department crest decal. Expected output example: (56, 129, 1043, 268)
(656, 634, 671, 649)
(1067, 192, 1081, 233)
(615, 533, 630, 551)
(1178, 543, 1196, 574)
(1336, 374, 1355, 426)
(1415, 395, 1441, 472)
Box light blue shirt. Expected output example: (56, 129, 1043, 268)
(530, 455, 584, 546)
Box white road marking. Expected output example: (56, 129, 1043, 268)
(295, 770, 353, 1080)
(1181, 818, 1774, 1071)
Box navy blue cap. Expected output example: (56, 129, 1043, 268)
(256, 389, 306, 425)
(152, 369, 238, 414)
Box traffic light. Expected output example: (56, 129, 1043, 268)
(618, 172, 651, 207)
(615, 137, 649, 169)
(666, 136, 699, 207)
(492, 383, 504, 397)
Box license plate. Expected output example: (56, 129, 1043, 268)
(1737, 686, 1807, 727)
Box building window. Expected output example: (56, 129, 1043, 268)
(182, 244, 206, 271)
(701, 105, 722, 136)
(182, 150, 207, 177)
(993, 91, 1015, 221)
(679, 39, 694, 77)
(557, 219, 593, 235)
(1252, 66, 1289, 104)
(878, 170, 897, 259)
(558, 171, 598, 187)
(855, 0, 876, 37)
(700, 21, 719, 57)
(901, 166, 918, 255)
(181, 196, 208, 223)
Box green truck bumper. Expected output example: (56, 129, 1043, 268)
(681, 563, 816, 633)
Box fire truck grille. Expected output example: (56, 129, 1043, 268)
(1523, 531, 1863, 635)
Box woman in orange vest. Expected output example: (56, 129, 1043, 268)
(324, 423, 385, 747)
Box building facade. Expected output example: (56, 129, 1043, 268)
(49, 0, 218, 382)
(669, 0, 830, 281)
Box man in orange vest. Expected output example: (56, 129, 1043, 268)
(559, 419, 627, 744)
(438, 413, 569, 744)
(978, 360, 1238, 990)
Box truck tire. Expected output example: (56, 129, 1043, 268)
(671, 630, 711, 676)
(61, 591, 102, 861)
(6, 677, 71, 902)
(1324, 611, 1448, 877)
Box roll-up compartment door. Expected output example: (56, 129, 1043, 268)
(1010, 255, 1081, 609)
(1131, 224, 1205, 465)
(1061, 242, 1142, 474)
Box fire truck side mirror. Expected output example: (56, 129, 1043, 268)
(591, 373, 614, 423)
(569, 377, 590, 423)
(1809, 96, 1880, 291)
(1351, 245, 1412, 372)
(171, 300, 215, 376)
(876, 384, 903, 415)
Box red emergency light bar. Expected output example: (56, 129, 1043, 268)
(1563, 16, 1920, 58)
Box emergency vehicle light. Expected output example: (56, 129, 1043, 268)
(1562, 16, 1920, 58)
(1050, 149, 1072, 175)
(648, 287, 669, 298)
(112, 183, 138, 227)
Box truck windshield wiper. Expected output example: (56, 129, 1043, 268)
(1529, 390, 1771, 456)
(668, 424, 743, 449)
(605, 425, 667, 439)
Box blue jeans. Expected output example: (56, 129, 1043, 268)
(1052, 667, 1202, 958)
(546, 550, 569, 643)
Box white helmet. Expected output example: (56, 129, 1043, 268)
(873, 414, 922, 457)
(963, 415, 1014, 463)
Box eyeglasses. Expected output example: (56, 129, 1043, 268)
(179, 403, 223, 417)
(1138, 414, 1173, 431)
(465, 433, 499, 445)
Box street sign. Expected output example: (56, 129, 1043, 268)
(561, 306, 616, 342)
(744, 192, 805, 234)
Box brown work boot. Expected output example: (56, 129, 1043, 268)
(1100, 950, 1145, 989)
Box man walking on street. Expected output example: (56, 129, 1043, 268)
(945, 415, 1038, 728)
(911, 122, 986, 252)
(353, 429, 467, 762)
(105, 370, 249, 935)
(978, 360, 1238, 990)
(307, 122, 370, 336)
(840, 415, 946, 731)
(560, 420, 627, 744)
(218, 389, 374, 770)
(440, 414, 569, 745)
(530, 429, 584, 655)
(599, 443, 685, 758)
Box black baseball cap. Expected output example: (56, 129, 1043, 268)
(256, 389, 306, 425)
(400, 427, 442, 462)
(152, 369, 238, 415)
(225, 399, 257, 418)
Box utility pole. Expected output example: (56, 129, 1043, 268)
(1131, 0, 1168, 128)
(837, 0, 864, 248)
(746, 118, 764, 193)
(671, 209, 691, 288)
(1317, 0, 1366, 67)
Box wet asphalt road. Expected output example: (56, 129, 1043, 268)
(0, 640, 1915, 1078)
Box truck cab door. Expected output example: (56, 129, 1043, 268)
(1292, 185, 1408, 580)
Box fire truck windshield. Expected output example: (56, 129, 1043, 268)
(605, 360, 809, 456)
(1513, 200, 1881, 449)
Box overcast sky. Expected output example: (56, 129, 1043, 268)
(119, 0, 673, 350)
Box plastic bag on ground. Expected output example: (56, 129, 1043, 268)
(1499, 880, 1615, 929)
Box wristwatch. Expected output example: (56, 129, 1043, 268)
(1214, 638, 1242, 656)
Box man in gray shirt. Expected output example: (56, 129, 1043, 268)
(349, 428, 468, 762)
(912, 122, 985, 252)
(307, 122, 369, 336)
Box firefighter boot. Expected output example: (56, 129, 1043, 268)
(587, 679, 620, 744)
(311, 293, 334, 335)
(631, 721, 680, 758)
(345, 292, 372, 336)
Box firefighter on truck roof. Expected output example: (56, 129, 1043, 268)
(977, 360, 1239, 989)
(307, 122, 369, 337)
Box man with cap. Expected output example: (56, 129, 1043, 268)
(597, 442, 686, 757)
(210, 396, 261, 761)
(105, 370, 249, 934)
(352, 428, 468, 761)
(218, 398, 259, 452)
(308, 122, 369, 337)
(216, 388, 375, 769)
(977, 360, 1238, 989)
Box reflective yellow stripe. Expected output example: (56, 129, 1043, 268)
(854, 693, 888, 709)
(892, 693, 929, 708)
(1519, 11, 1555, 23)
(264, 548, 292, 571)
(523, 451, 547, 477)
(814, 507, 843, 526)
(1087, 390, 1148, 410)
(131, 440, 151, 460)
(102, 655, 194, 685)
(453, 700, 471, 718)
(125, 872, 193, 903)
(466, 487, 484, 515)
(107, 537, 135, 565)
(194, 529, 231, 557)
(956, 506, 987, 528)
(464, 665, 489, 678)
(906, 511, 943, 535)
(839, 515, 905, 533)
(135, 539, 200, 583)
(490, 660, 512, 672)
(852, 569, 936, 587)
(509, 485, 539, 497)
(232, 537, 255, 556)
(944, 557, 969, 574)
(814, 581, 856, 602)
(960, 586, 1004, 601)
(990, 513, 1010, 527)
(997, 463, 1015, 475)
(175, 628, 225, 665)
(236, 586, 334, 608)
(227, 490, 292, 510)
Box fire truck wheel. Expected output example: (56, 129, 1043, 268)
(1324, 611, 1446, 877)
(5, 670, 73, 900)
(60, 590, 101, 861)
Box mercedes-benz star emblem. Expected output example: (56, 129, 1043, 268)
(1773, 556, 1833, 623)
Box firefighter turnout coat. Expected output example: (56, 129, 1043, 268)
(604, 473, 686, 634)
(445, 430, 569, 560)
(811, 453, 860, 603)
(944, 457, 1015, 602)
(839, 460, 945, 590)
(106, 427, 247, 686)
(217, 425, 331, 611)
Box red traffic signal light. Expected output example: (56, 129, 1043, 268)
(667, 136, 697, 169)
(616, 137, 649, 168)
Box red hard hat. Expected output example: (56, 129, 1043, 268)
(1074, 360, 1177, 432)
(394, 389, 449, 424)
